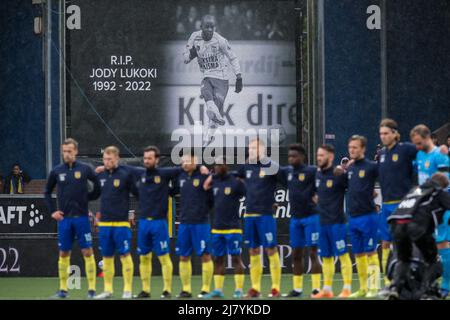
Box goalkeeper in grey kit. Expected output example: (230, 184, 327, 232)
(183, 15, 243, 146)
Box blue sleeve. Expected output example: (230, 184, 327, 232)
(311, 169, 318, 193)
(44, 170, 57, 213)
(87, 167, 101, 201)
(338, 171, 348, 189)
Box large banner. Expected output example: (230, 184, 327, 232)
(66, 0, 298, 155)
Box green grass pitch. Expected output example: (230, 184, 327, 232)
(0, 274, 383, 300)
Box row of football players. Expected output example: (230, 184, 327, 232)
(44, 119, 449, 299)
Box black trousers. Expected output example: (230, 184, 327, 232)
(391, 222, 437, 264)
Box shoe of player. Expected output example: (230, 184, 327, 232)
(197, 291, 209, 298)
(203, 290, 224, 299)
(134, 291, 150, 299)
(348, 290, 367, 298)
(338, 288, 352, 298)
(87, 290, 96, 299)
(246, 288, 261, 298)
(177, 291, 192, 298)
(439, 289, 449, 299)
(366, 289, 379, 298)
(311, 290, 334, 299)
(282, 290, 303, 298)
(50, 290, 68, 299)
(268, 288, 281, 298)
(160, 291, 172, 299)
(233, 290, 244, 299)
(122, 291, 132, 299)
(94, 291, 113, 299)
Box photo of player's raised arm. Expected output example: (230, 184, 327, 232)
(0, 0, 449, 316)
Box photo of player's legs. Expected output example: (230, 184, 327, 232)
(285, 216, 322, 298)
(204, 233, 245, 299)
(135, 219, 173, 299)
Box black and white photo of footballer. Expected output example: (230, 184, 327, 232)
(183, 15, 243, 146)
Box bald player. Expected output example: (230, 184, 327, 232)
(183, 15, 243, 146)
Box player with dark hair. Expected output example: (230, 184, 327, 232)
(313, 144, 353, 298)
(202, 157, 246, 298)
(280, 143, 322, 298)
(183, 15, 243, 146)
(44, 138, 101, 299)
